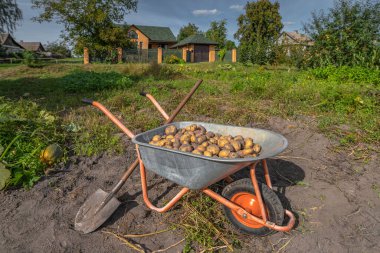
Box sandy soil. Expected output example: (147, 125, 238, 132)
(0, 117, 379, 253)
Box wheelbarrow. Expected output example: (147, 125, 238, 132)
(75, 80, 295, 236)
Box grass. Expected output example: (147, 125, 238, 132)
(0, 61, 379, 250)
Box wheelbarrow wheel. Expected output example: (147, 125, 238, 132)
(222, 178, 284, 236)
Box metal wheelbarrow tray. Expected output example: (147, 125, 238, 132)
(133, 121, 288, 190)
(75, 80, 296, 236)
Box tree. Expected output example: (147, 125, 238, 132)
(304, 0, 380, 68)
(0, 0, 22, 33)
(45, 40, 72, 58)
(177, 23, 200, 41)
(234, 0, 283, 64)
(225, 40, 236, 50)
(206, 19, 227, 49)
(32, 0, 137, 55)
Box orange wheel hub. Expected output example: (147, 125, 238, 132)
(231, 192, 266, 228)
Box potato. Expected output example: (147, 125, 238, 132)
(234, 135, 244, 141)
(207, 144, 220, 155)
(197, 135, 207, 144)
(180, 134, 191, 143)
(229, 152, 239, 159)
(166, 135, 174, 140)
(165, 125, 177, 136)
(149, 141, 158, 146)
(203, 151, 213, 157)
(224, 143, 235, 152)
(201, 141, 209, 147)
(190, 135, 197, 143)
(206, 131, 215, 139)
(244, 138, 254, 149)
(179, 144, 193, 152)
(218, 149, 230, 158)
(253, 143, 262, 153)
(173, 140, 181, 149)
(189, 124, 197, 132)
(157, 139, 166, 147)
(197, 145, 206, 152)
(198, 126, 206, 134)
(152, 135, 161, 142)
(217, 138, 229, 148)
(192, 149, 203, 155)
(230, 140, 242, 151)
(182, 141, 190, 145)
(240, 148, 254, 156)
(192, 143, 199, 150)
(225, 135, 233, 141)
(164, 145, 173, 149)
(209, 138, 218, 144)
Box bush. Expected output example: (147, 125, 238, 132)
(309, 66, 380, 84)
(0, 98, 64, 188)
(62, 70, 134, 93)
(164, 54, 185, 64)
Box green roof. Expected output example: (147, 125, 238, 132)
(171, 34, 218, 48)
(133, 25, 176, 42)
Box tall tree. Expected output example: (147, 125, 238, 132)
(235, 0, 283, 64)
(304, 0, 380, 67)
(32, 0, 137, 54)
(225, 40, 236, 50)
(177, 23, 200, 41)
(45, 40, 72, 58)
(0, 0, 22, 33)
(206, 19, 227, 49)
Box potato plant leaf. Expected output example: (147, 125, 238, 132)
(0, 163, 11, 190)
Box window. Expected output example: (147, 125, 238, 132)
(128, 30, 138, 39)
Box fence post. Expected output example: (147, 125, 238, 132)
(84, 47, 89, 64)
(209, 45, 216, 62)
(157, 47, 163, 64)
(232, 48, 237, 63)
(117, 47, 123, 63)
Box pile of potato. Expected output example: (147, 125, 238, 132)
(149, 124, 261, 159)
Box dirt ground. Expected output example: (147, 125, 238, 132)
(0, 117, 379, 253)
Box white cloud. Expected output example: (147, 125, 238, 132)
(283, 21, 296, 25)
(192, 9, 219, 16)
(229, 5, 244, 11)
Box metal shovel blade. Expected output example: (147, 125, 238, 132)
(74, 189, 121, 234)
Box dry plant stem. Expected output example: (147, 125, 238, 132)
(151, 238, 185, 253)
(103, 231, 145, 253)
(123, 228, 174, 238)
(199, 245, 228, 253)
(184, 202, 233, 252)
(276, 237, 293, 253)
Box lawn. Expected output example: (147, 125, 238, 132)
(0, 62, 379, 251)
(1, 62, 379, 173)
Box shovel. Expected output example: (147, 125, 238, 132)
(74, 80, 202, 233)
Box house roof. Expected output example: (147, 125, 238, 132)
(0, 33, 24, 49)
(282, 31, 314, 45)
(171, 34, 218, 48)
(19, 41, 45, 52)
(131, 25, 176, 42)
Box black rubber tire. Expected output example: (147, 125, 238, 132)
(222, 178, 284, 236)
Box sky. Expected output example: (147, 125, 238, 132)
(13, 0, 336, 45)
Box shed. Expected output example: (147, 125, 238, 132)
(0, 33, 24, 54)
(171, 34, 218, 63)
(19, 41, 46, 53)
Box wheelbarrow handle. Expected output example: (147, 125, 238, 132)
(81, 98, 94, 105)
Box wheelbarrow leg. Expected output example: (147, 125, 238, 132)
(137, 146, 189, 212)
